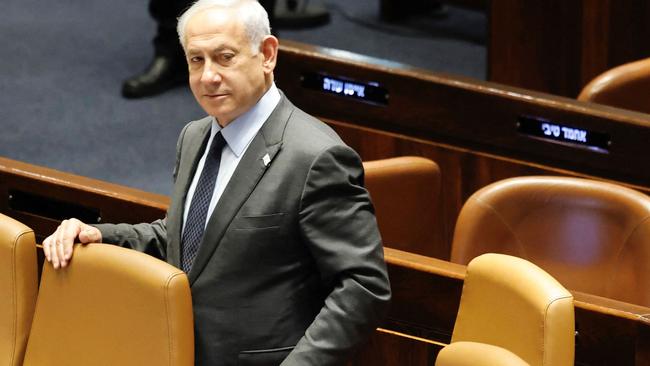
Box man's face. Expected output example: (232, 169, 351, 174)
(185, 8, 269, 126)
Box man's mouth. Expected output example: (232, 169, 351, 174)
(205, 93, 228, 99)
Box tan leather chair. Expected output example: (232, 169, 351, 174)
(436, 342, 529, 366)
(23, 244, 194, 366)
(436, 253, 574, 366)
(578, 57, 650, 114)
(451, 176, 650, 307)
(363, 156, 443, 258)
(0, 213, 38, 366)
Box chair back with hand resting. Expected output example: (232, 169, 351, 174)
(451, 176, 650, 307)
(363, 156, 443, 258)
(0, 213, 38, 366)
(436, 253, 574, 366)
(22, 243, 194, 366)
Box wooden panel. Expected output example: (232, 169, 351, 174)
(349, 329, 441, 365)
(384, 249, 464, 341)
(579, 0, 611, 85)
(607, 1, 650, 66)
(489, 1, 582, 96)
(489, 0, 650, 97)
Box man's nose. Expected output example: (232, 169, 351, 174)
(201, 61, 222, 84)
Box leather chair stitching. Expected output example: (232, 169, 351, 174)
(165, 271, 185, 366)
(9, 229, 32, 366)
(542, 295, 572, 366)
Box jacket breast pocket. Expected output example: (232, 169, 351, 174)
(238, 346, 294, 366)
(231, 213, 286, 230)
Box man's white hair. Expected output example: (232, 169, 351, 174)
(177, 0, 271, 54)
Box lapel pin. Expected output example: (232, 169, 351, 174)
(262, 153, 271, 167)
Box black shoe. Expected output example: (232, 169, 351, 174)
(121, 55, 188, 99)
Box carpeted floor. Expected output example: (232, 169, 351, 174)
(0, 0, 485, 195)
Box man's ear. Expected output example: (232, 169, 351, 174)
(260, 35, 279, 73)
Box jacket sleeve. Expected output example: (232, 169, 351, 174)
(282, 145, 392, 365)
(94, 219, 169, 260)
(93, 123, 189, 260)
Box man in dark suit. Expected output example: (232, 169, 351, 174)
(44, 0, 391, 365)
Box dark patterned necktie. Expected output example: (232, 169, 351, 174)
(181, 132, 227, 273)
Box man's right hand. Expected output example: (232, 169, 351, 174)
(42, 218, 102, 269)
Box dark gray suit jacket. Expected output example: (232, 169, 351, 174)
(96, 95, 391, 365)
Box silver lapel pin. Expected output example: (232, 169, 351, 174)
(262, 153, 271, 167)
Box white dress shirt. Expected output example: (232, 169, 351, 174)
(182, 83, 282, 232)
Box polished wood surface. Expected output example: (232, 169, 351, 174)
(348, 328, 441, 365)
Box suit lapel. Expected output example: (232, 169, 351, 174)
(167, 120, 212, 268)
(188, 96, 292, 284)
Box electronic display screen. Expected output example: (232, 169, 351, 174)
(301, 72, 389, 106)
(517, 116, 611, 153)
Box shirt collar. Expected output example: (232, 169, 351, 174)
(211, 83, 281, 157)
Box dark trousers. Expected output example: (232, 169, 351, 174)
(150, 0, 277, 58)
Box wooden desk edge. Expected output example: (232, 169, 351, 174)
(0, 156, 170, 209)
(385, 247, 650, 322)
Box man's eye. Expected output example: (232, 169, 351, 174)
(220, 54, 235, 63)
(190, 56, 203, 63)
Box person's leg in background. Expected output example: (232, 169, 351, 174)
(121, 0, 191, 99)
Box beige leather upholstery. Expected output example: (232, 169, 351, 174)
(578, 57, 650, 114)
(436, 342, 530, 366)
(23, 244, 194, 366)
(0, 213, 38, 366)
(439, 253, 574, 366)
(451, 176, 650, 307)
(363, 156, 443, 258)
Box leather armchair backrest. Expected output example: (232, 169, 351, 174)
(578, 57, 650, 114)
(0, 213, 38, 366)
(451, 176, 650, 306)
(450, 253, 574, 366)
(23, 243, 194, 366)
(363, 156, 443, 258)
